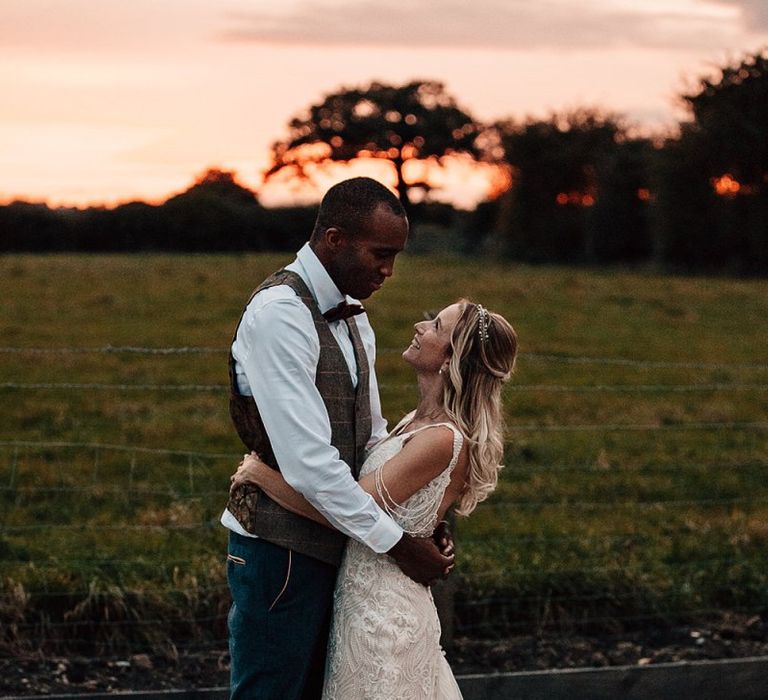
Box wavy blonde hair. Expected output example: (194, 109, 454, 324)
(442, 300, 518, 516)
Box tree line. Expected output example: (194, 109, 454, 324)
(1, 49, 765, 274)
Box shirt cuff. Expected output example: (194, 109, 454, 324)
(362, 513, 403, 553)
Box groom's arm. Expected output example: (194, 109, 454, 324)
(236, 291, 401, 554)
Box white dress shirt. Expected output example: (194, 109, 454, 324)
(220, 243, 402, 553)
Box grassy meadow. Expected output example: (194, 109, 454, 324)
(1, 253, 768, 653)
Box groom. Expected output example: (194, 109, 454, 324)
(222, 177, 454, 699)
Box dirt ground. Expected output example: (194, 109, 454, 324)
(2, 612, 767, 696)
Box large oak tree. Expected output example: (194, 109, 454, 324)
(264, 80, 482, 210)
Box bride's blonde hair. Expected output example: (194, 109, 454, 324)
(442, 300, 518, 516)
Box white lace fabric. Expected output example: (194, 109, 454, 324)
(322, 412, 464, 699)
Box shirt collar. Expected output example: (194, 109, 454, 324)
(293, 242, 354, 315)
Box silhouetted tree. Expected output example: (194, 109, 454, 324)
(264, 81, 482, 213)
(0, 201, 64, 251)
(179, 168, 259, 206)
(655, 49, 768, 272)
(591, 137, 655, 263)
(0, 168, 317, 253)
(489, 109, 650, 263)
(161, 168, 263, 250)
(684, 50, 768, 188)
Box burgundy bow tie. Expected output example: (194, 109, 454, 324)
(323, 301, 365, 323)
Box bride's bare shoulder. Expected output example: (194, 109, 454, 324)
(401, 424, 463, 467)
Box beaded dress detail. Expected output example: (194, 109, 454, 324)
(322, 411, 464, 700)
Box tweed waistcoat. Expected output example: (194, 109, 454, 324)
(226, 269, 372, 567)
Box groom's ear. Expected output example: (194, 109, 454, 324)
(324, 226, 347, 252)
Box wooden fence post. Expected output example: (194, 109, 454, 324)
(433, 511, 456, 651)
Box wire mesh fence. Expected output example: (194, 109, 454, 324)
(1, 345, 768, 658)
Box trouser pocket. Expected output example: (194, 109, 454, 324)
(226, 534, 294, 619)
(268, 550, 292, 611)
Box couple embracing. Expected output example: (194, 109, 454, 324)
(221, 177, 518, 699)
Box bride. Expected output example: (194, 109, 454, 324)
(230, 299, 517, 699)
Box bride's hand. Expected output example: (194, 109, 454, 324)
(229, 452, 266, 495)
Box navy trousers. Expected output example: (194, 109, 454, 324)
(226, 532, 338, 700)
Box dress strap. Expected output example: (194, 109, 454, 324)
(402, 422, 464, 474)
(391, 410, 416, 435)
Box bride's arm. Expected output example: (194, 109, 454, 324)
(360, 427, 467, 509)
(231, 458, 333, 528)
(232, 426, 467, 523)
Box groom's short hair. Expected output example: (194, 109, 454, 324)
(311, 177, 406, 241)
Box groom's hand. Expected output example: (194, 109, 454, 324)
(433, 520, 455, 560)
(387, 533, 455, 587)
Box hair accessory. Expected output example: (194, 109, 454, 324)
(477, 304, 490, 344)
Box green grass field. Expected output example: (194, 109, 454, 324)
(1, 253, 767, 653)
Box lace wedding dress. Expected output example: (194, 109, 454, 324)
(322, 412, 464, 699)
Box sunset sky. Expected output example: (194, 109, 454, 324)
(2, 0, 767, 208)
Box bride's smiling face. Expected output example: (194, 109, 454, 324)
(402, 302, 463, 373)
